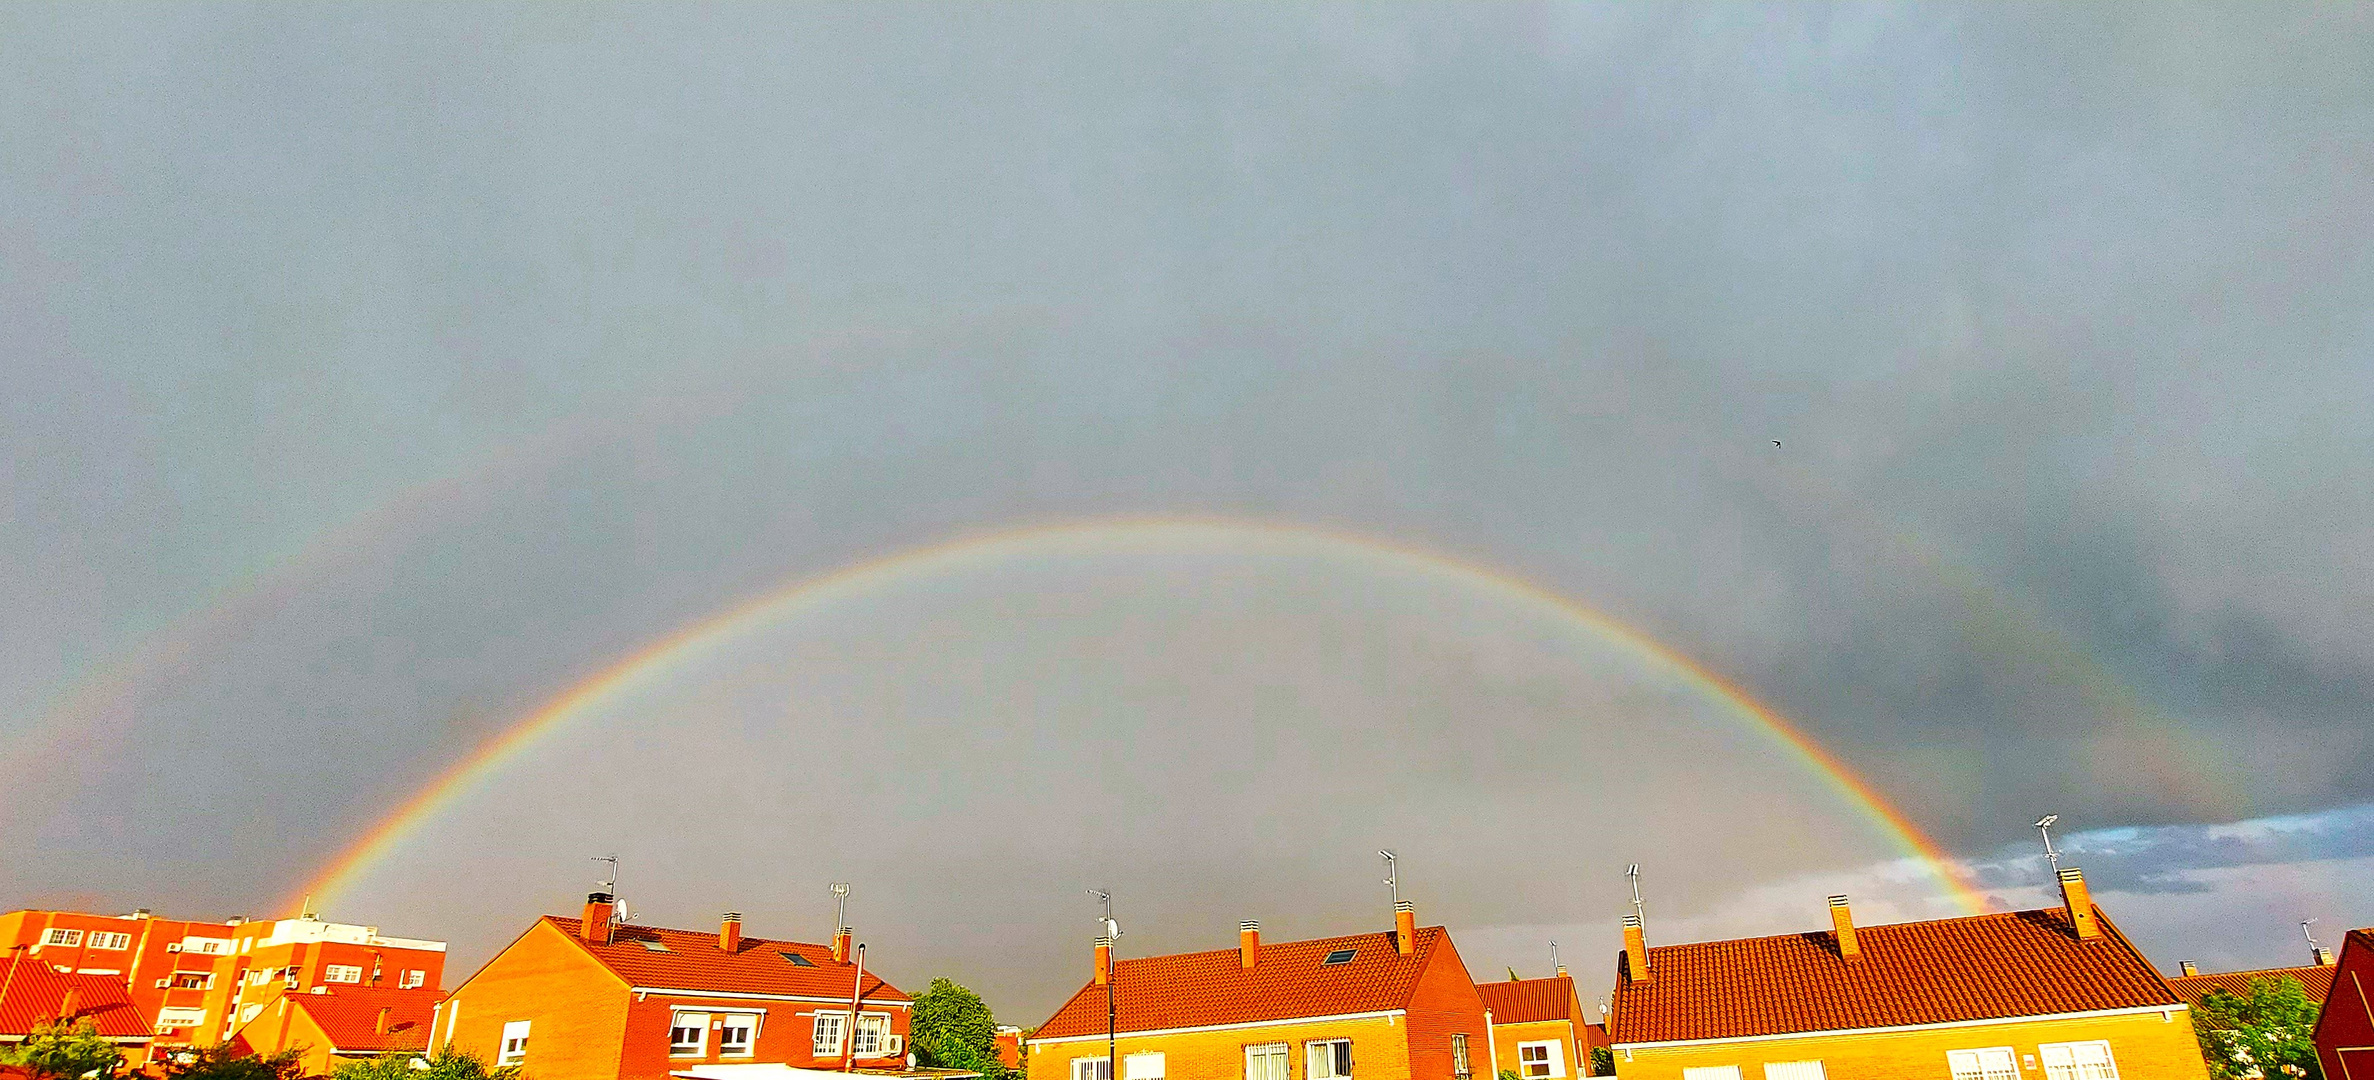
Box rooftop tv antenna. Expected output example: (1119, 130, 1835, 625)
(1379, 850, 1399, 904)
(1090, 889, 1119, 940)
(592, 854, 619, 893)
(1550, 941, 1561, 972)
(1625, 864, 1645, 925)
(2304, 919, 2322, 950)
(831, 882, 851, 931)
(2034, 815, 2062, 875)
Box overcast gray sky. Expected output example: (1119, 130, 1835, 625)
(3, 3, 2370, 1021)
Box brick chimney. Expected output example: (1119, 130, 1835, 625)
(1093, 935, 1113, 986)
(2314, 946, 2337, 966)
(720, 912, 742, 953)
(2179, 960, 2199, 977)
(1394, 900, 1416, 956)
(832, 926, 852, 964)
(582, 892, 615, 944)
(1622, 914, 1649, 984)
(1240, 921, 1260, 970)
(2057, 868, 2100, 940)
(375, 1007, 392, 1035)
(1828, 895, 1861, 961)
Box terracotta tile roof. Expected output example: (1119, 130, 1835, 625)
(1608, 906, 2179, 1045)
(1479, 976, 1577, 1024)
(290, 986, 440, 1054)
(2168, 965, 2336, 1007)
(1033, 926, 1449, 1040)
(0, 951, 150, 1040)
(546, 917, 908, 1003)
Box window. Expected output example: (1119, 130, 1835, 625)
(1308, 1039, 1353, 1080)
(1322, 949, 1358, 965)
(1948, 1048, 2019, 1080)
(42, 929, 83, 947)
(719, 1014, 758, 1057)
(324, 964, 364, 984)
(400, 969, 426, 989)
(1682, 1069, 1743, 1080)
(2039, 1042, 2118, 1080)
(1073, 1059, 1114, 1080)
(1762, 1064, 1825, 1080)
(1519, 1041, 1565, 1079)
(855, 1013, 891, 1057)
(499, 1020, 531, 1066)
(671, 1012, 711, 1056)
(239, 1005, 263, 1024)
(1246, 1043, 1289, 1080)
(814, 1013, 846, 1057)
(154, 1007, 205, 1035)
(1126, 1052, 1166, 1080)
(87, 932, 131, 950)
(172, 973, 211, 990)
(638, 939, 671, 952)
(780, 951, 817, 967)
(1451, 1034, 1472, 1079)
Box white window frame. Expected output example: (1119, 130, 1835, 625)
(1947, 1047, 2019, 1080)
(1072, 1058, 1114, 1080)
(1682, 1069, 1744, 1080)
(2038, 1041, 2118, 1080)
(1518, 1040, 1565, 1079)
(1125, 1052, 1166, 1080)
(1761, 1063, 1825, 1080)
(323, 964, 364, 984)
(498, 1020, 530, 1066)
(87, 932, 131, 950)
(671, 1011, 712, 1057)
(1308, 1039, 1353, 1080)
(854, 1012, 893, 1057)
(1246, 1043, 1289, 1080)
(718, 1012, 760, 1058)
(43, 929, 83, 947)
(400, 969, 426, 989)
(1452, 1034, 1473, 1079)
(813, 1012, 847, 1058)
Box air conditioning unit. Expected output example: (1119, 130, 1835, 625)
(165, 944, 183, 953)
(155, 979, 169, 989)
(888, 1037, 904, 1056)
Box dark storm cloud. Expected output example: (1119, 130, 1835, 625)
(3, 1, 2371, 1000)
(1959, 803, 2374, 897)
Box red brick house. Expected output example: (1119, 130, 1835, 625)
(227, 984, 437, 1076)
(1607, 873, 2209, 1080)
(0, 947, 155, 1068)
(436, 893, 913, 1080)
(1478, 974, 1603, 1078)
(2167, 959, 2336, 1009)
(1027, 902, 1490, 1080)
(2314, 927, 2374, 1080)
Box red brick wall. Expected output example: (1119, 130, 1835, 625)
(2317, 933, 2374, 1080)
(442, 920, 631, 1078)
(615, 995, 911, 1079)
(1406, 933, 1491, 1080)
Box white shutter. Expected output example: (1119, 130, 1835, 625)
(1763, 1064, 1825, 1080)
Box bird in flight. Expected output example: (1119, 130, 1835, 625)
(1772, 440, 1782, 448)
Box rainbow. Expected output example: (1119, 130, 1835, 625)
(293, 517, 1991, 915)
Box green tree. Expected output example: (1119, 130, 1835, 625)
(0, 1017, 122, 1079)
(329, 1046, 522, 1080)
(1499, 1069, 1523, 1080)
(1587, 1047, 1615, 1078)
(910, 977, 1012, 1080)
(156, 1045, 306, 1080)
(2192, 975, 2323, 1080)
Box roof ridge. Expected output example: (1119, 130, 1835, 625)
(1641, 906, 2074, 952)
(1111, 925, 1438, 966)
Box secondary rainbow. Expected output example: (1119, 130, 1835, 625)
(293, 517, 1991, 915)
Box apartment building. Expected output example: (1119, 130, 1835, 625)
(434, 893, 913, 1080)
(1606, 871, 2208, 1080)
(0, 907, 236, 1048)
(1027, 902, 1490, 1080)
(198, 912, 447, 1049)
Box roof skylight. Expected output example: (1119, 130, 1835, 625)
(637, 939, 671, 952)
(1322, 948, 1357, 965)
(780, 951, 816, 967)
